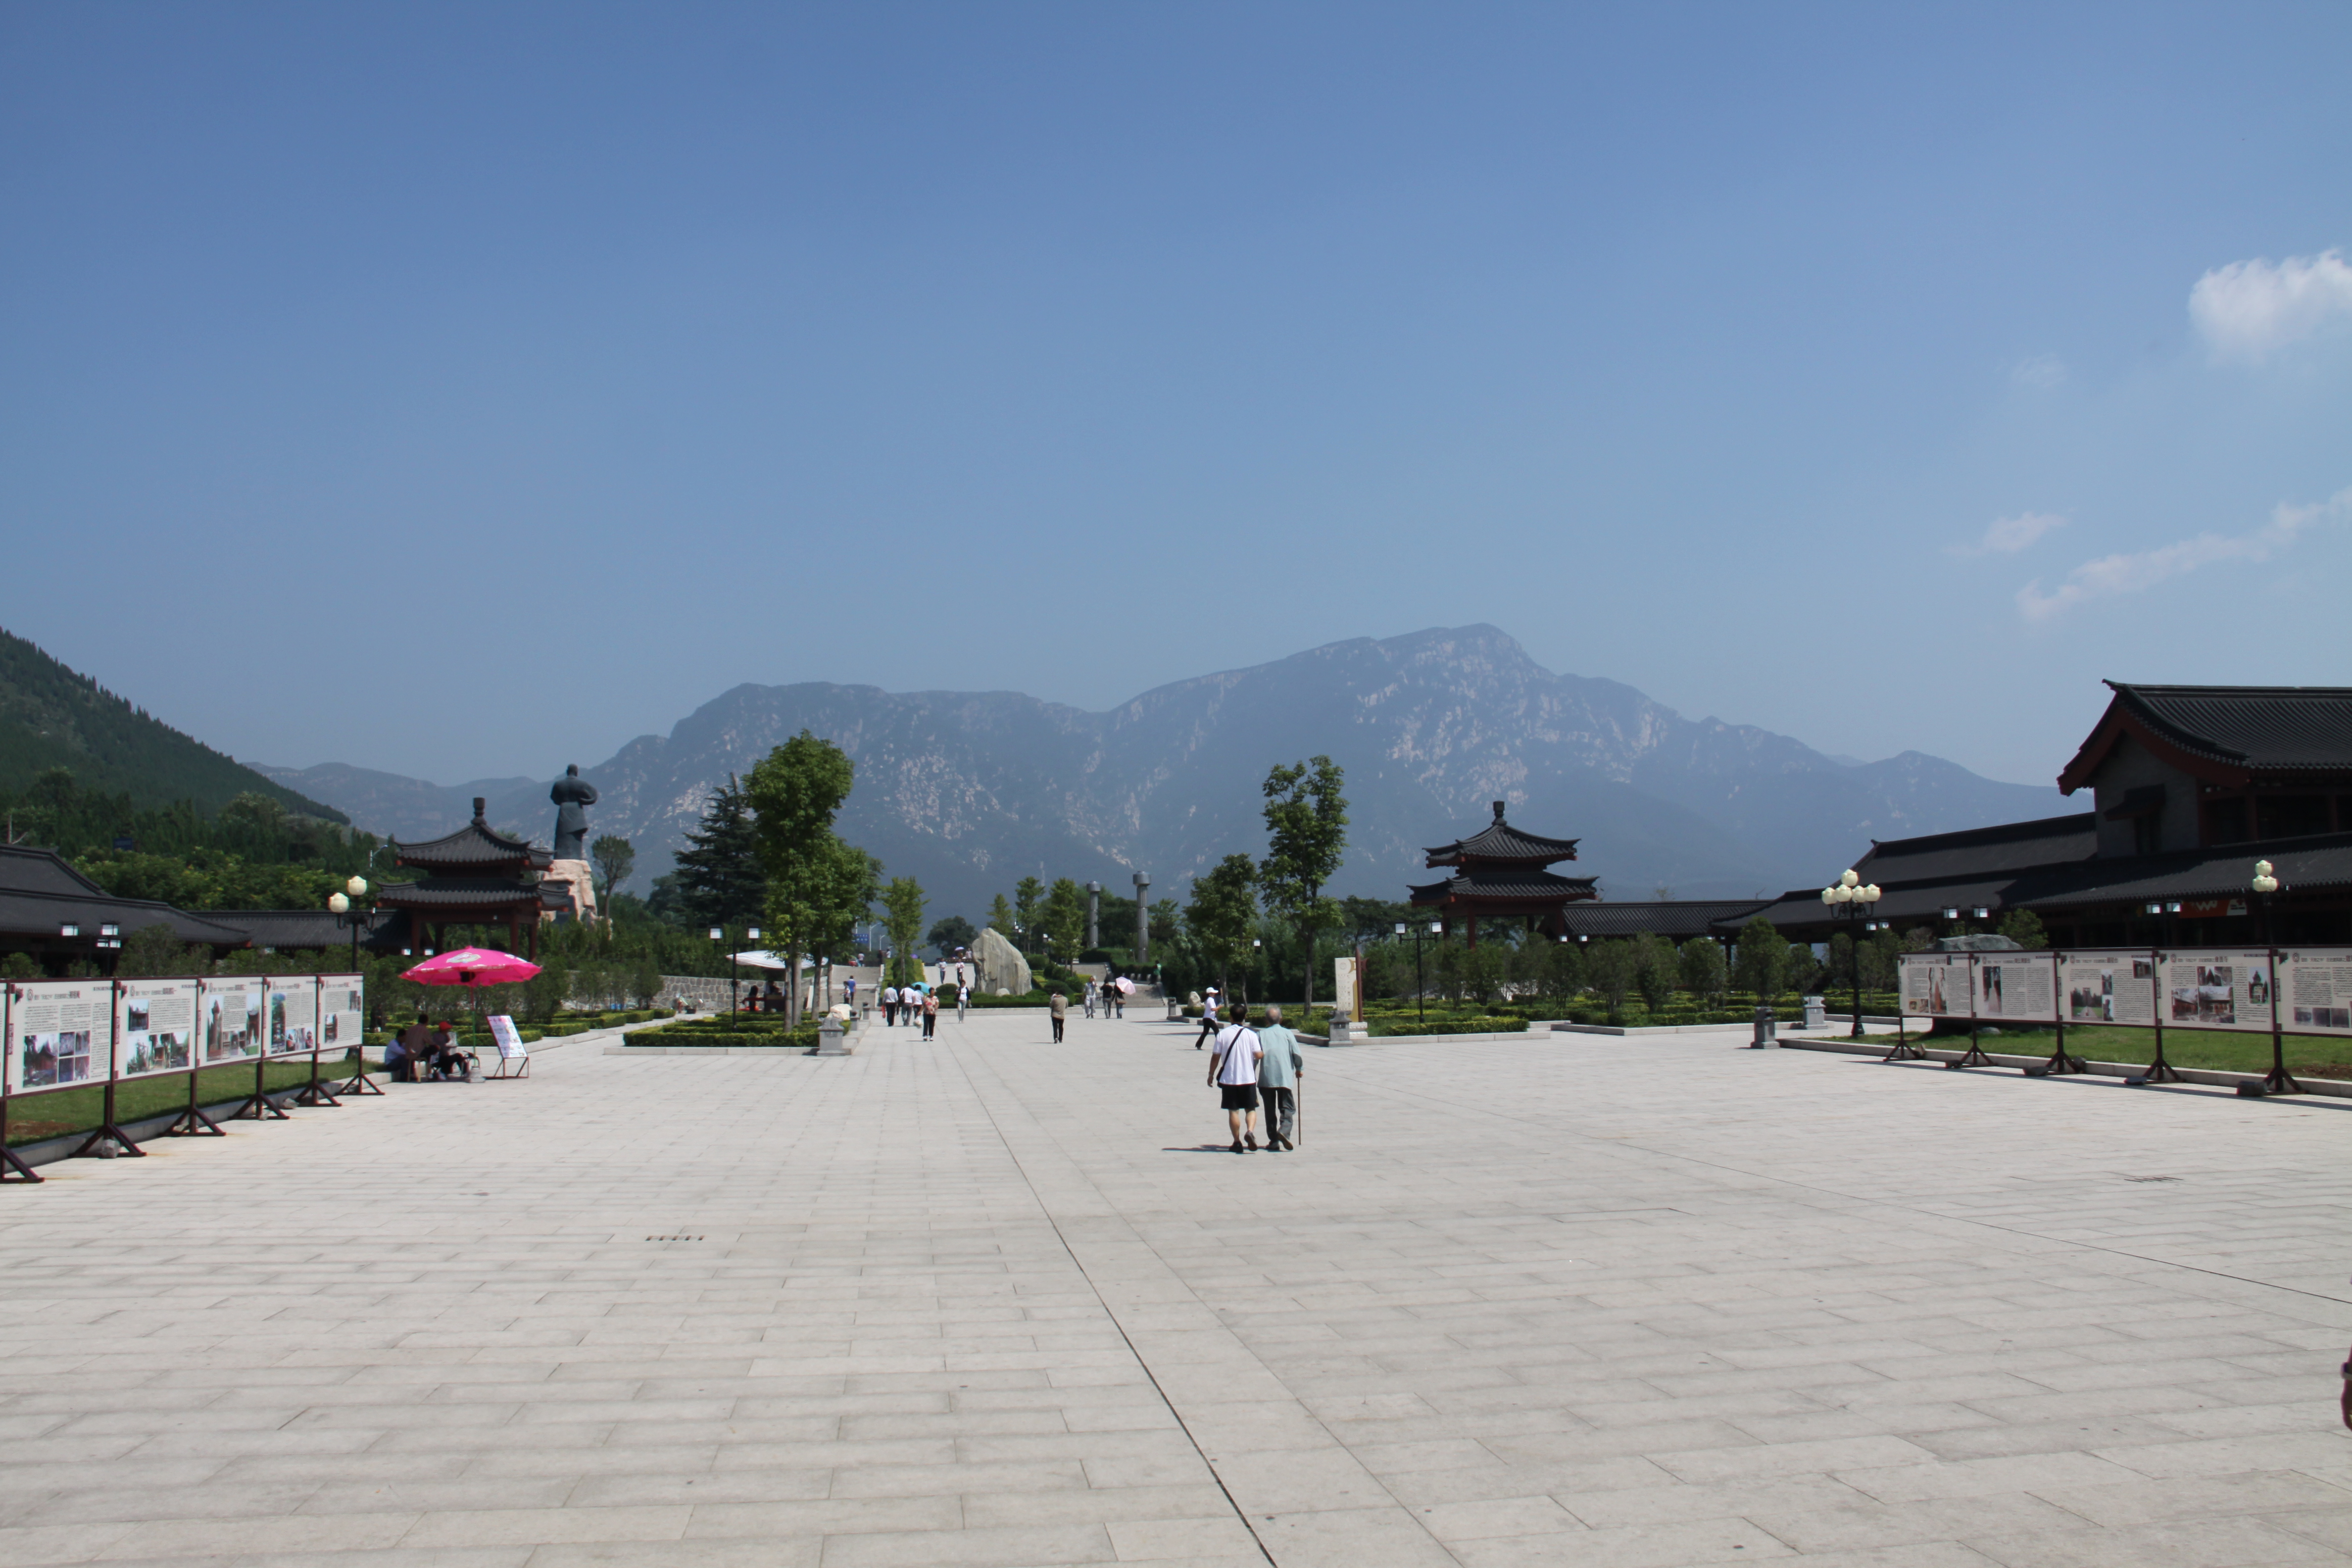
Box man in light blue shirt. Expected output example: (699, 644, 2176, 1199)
(1255, 1004, 1304, 1151)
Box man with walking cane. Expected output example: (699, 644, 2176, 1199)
(1256, 1004, 1303, 1150)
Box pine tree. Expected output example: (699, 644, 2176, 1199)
(672, 775, 767, 930)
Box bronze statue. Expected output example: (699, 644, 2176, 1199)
(550, 765, 598, 860)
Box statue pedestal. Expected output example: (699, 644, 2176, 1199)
(541, 859, 599, 923)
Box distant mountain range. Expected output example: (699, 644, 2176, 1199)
(0, 628, 343, 821)
(264, 625, 2061, 922)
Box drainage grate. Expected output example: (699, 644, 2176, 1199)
(2123, 1176, 2180, 1183)
(646, 1234, 705, 1241)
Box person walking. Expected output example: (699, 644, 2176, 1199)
(881, 984, 898, 1027)
(1049, 989, 1068, 1043)
(1083, 978, 1097, 1019)
(956, 981, 968, 1022)
(1255, 1004, 1303, 1151)
(1209, 1007, 1263, 1153)
(922, 987, 939, 1038)
(1193, 988, 1221, 1049)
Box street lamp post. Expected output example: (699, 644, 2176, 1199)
(2252, 860, 2300, 1095)
(327, 876, 371, 973)
(1818, 871, 1883, 1040)
(1396, 921, 1441, 1028)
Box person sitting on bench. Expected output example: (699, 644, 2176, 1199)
(388, 1013, 431, 1082)
(425, 1022, 470, 1080)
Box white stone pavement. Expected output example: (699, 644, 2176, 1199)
(2, 1007, 2348, 1568)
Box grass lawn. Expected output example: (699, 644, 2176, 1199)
(1877, 1023, 2352, 1080)
(4, 1059, 366, 1146)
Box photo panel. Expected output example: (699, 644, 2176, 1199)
(9, 980, 112, 1093)
(1898, 953, 1970, 1018)
(2158, 951, 2276, 1031)
(197, 978, 266, 1061)
(265, 976, 319, 1057)
(318, 975, 364, 1053)
(2057, 950, 2159, 1027)
(2282, 948, 2352, 1035)
(116, 978, 197, 1078)
(1972, 952, 2058, 1023)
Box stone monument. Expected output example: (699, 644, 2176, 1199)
(542, 764, 600, 923)
(971, 926, 1032, 996)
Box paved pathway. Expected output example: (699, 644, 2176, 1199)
(1, 1008, 2347, 1567)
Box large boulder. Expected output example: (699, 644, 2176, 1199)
(972, 927, 1032, 996)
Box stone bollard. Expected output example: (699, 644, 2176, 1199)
(1801, 995, 1826, 1030)
(1327, 1017, 1354, 1046)
(1751, 1006, 1776, 1049)
(1166, 997, 1181, 1022)
(818, 1017, 853, 1056)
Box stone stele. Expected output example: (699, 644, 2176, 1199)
(971, 927, 1032, 996)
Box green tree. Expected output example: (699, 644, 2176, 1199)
(987, 895, 1016, 938)
(1040, 878, 1087, 969)
(1258, 756, 1349, 1012)
(590, 834, 636, 912)
(1996, 908, 2049, 949)
(1184, 856, 1258, 998)
(1678, 936, 1728, 1007)
(117, 923, 200, 978)
(1148, 899, 1180, 948)
(1630, 933, 1676, 1010)
(1787, 940, 1823, 995)
(927, 914, 978, 954)
(673, 775, 766, 930)
(1585, 940, 1635, 1014)
(1546, 937, 1587, 1000)
(744, 733, 870, 1026)
(1464, 941, 1508, 1006)
(881, 876, 928, 983)
(1012, 877, 1045, 951)
(1730, 916, 1788, 999)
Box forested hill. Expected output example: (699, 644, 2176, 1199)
(0, 628, 343, 821)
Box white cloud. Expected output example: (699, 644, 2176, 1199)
(2010, 354, 2066, 388)
(1975, 512, 2065, 554)
(2189, 249, 2352, 360)
(2016, 487, 2351, 621)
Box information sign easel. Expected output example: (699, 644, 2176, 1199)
(484, 1015, 530, 1079)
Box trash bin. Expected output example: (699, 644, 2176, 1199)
(1751, 1006, 1776, 1049)
(1801, 995, 1826, 1030)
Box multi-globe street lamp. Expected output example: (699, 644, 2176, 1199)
(1395, 920, 1443, 1028)
(1819, 870, 1883, 1039)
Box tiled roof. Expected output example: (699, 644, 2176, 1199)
(1423, 802, 1581, 866)
(2007, 832, 2352, 911)
(1409, 868, 1600, 903)
(0, 845, 253, 947)
(376, 878, 548, 909)
(1850, 814, 2098, 885)
(2110, 683, 2352, 771)
(1560, 901, 1770, 939)
(197, 908, 413, 953)
(392, 812, 542, 871)
(2059, 682, 2352, 790)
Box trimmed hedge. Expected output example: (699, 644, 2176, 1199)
(1367, 1016, 1529, 1037)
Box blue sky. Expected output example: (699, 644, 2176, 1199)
(3, 3, 2348, 789)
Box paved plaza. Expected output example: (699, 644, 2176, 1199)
(3, 1008, 2349, 1568)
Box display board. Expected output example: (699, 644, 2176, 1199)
(10, 980, 111, 1092)
(2058, 950, 2159, 1026)
(2160, 951, 2275, 1031)
(265, 977, 318, 1057)
(1898, 953, 1971, 1017)
(1972, 952, 2058, 1023)
(2283, 948, 2352, 1034)
(117, 979, 197, 1078)
(318, 975, 364, 1054)
(198, 978, 265, 1061)
(487, 1014, 527, 1060)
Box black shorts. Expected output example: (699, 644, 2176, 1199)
(1219, 1084, 1259, 1111)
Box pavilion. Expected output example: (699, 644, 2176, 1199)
(1409, 800, 1598, 945)
(375, 797, 562, 958)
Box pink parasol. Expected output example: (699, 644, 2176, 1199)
(401, 947, 542, 987)
(1114, 977, 1136, 995)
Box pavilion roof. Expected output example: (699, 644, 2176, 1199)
(1423, 801, 1581, 867)
(376, 878, 549, 910)
(1408, 868, 1599, 905)
(392, 801, 549, 873)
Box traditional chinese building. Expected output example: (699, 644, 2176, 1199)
(375, 797, 563, 956)
(1409, 801, 1598, 945)
(1732, 682, 2352, 948)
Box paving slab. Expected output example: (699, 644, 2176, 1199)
(1, 1011, 2347, 1565)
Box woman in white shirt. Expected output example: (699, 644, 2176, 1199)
(1210, 1014, 1263, 1153)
